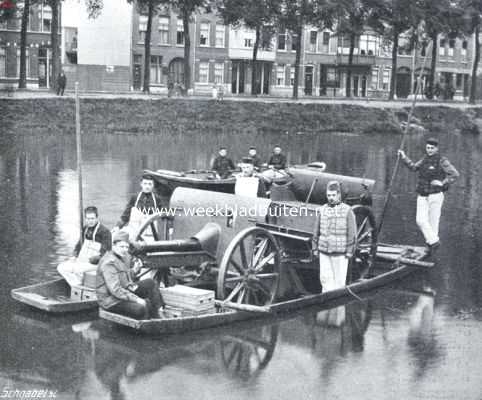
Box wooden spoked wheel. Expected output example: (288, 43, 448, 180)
(349, 205, 378, 282)
(220, 324, 278, 380)
(217, 227, 281, 306)
(135, 213, 170, 242)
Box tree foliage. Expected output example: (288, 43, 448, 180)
(217, 0, 280, 95)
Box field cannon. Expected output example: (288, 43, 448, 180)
(135, 169, 378, 308)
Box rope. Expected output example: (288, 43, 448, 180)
(346, 285, 365, 302)
(377, 39, 433, 236)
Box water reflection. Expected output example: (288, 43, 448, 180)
(1, 126, 482, 398)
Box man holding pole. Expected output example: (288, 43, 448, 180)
(398, 137, 459, 255)
(314, 181, 357, 292)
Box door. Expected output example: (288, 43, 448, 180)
(353, 75, 359, 97)
(38, 48, 48, 87)
(304, 66, 313, 95)
(232, 62, 245, 94)
(133, 54, 142, 90)
(396, 73, 411, 98)
(169, 58, 184, 84)
(262, 63, 270, 95)
(361, 76, 367, 97)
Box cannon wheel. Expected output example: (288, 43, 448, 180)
(219, 324, 278, 380)
(349, 205, 378, 283)
(135, 214, 169, 242)
(217, 227, 281, 306)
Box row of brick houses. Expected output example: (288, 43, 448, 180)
(0, 0, 479, 99)
(0, 1, 59, 89)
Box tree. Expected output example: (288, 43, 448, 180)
(418, 0, 458, 99)
(369, 0, 422, 100)
(46, 0, 61, 92)
(326, 0, 377, 98)
(18, 0, 36, 89)
(277, 0, 316, 99)
(458, 0, 482, 103)
(217, 0, 279, 95)
(0, 0, 17, 21)
(135, 0, 159, 93)
(164, 0, 211, 93)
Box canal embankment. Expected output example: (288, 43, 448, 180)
(1, 97, 482, 137)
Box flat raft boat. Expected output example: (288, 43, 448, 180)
(100, 245, 431, 335)
(11, 278, 98, 313)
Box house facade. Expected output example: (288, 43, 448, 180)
(0, 0, 60, 89)
(1, 2, 477, 99)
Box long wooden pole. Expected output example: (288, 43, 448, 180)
(75, 82, 84, 241)
(377, 40, 433, 236)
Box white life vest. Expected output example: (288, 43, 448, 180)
(235, 176, 260, 198)
(77, 223, 101, 263)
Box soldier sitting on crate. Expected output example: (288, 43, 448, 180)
(57, 206, 112, 287)
(314, 181, 357, 292)
(234, 158, 267, 198)
(96, 231, 165, 320)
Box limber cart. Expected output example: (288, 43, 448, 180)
(99, 170, 430, 334)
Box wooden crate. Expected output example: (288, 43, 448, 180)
(160, 285, 215, 312)
(71, 285, 97, 301)
(82, 270, 97, 289)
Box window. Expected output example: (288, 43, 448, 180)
(288, 65, 295, 86)
(318, 32, 330, 53)
(359, 34, 379, 56)
(215, 24, 225, 47)
(150, 55, 162, 84)
(448, 39, 455, 57)
(278, 32, 286, 50)
(16, 49, 29, 77)
(308, 31, 317, 52)
(382, 68, 390, 90)
(158, 17, 169, 45)
(199, 61, 209, 83)
(0, 48, 6, 77)
(371, 67, 379, 90)
(39, 3, 52, 32)
(439, 38, 446, 56)
(176, 19, 184, 45)
(421, 42, 427, 57)
(244, 38, 253, 48)
(291, 34, 298, 51)
(462, 40, 468, 58)
(326, 67, 338, 86)
(214, 62, 224, 83)
(456, 73, 463, 89)
(276, 65, 284, 85)
(139, 15, 147, 43)
(200, 22, 210, 46)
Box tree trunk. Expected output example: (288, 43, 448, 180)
(18, 0, 30, 89)
(183, 12, 191, 93)
(346, 31, 356, 98)
(469, 23, 480, 104)
(292, 24, 302, 99)
(251, 26, 260, 95)
(426, 32, 438, 100)
(50, 0, 60, 92)
(142, 0, 154, 93)
(389, 30, 399, 101)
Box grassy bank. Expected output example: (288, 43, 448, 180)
(1, 98, 481, 136)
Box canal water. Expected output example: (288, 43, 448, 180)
(0, 125, 481, 400)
